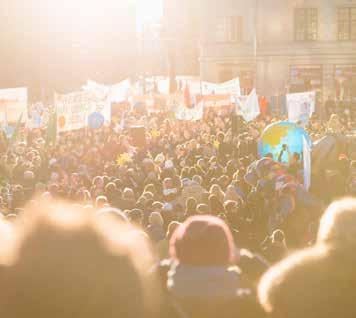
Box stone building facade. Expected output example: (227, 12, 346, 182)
(200, 0, 356, 106)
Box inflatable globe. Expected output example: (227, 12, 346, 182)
(258, 121, 311, 163)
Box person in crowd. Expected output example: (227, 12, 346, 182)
(210, 184, 225, 202)
(184, 197, 197, 220)
(128, 208, 144, 227)
(0, 89, 354, 318)
(0, 203, 160, 318)
(157, 221, 181, 260)
(163, 215, 264, 318)
(258, 198, 356, 318)
(224, 184, 243, 203)
(147, 211, 165, 243)
(261, 229, 288, 263)
(209, 194, 225, 216)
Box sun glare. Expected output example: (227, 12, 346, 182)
(45, 0, 162, 29)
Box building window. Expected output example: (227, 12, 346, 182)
(338, 8, 356, 41)
(295, 8, 318, 41)
(215, 16, 243, 43)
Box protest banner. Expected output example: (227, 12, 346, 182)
(55, 90, 111, 132)
(175, 96, 204, 121)
(287, 91, 315, 126)
(235, 89, 260, 122)
(109, 79, 132, 103)
(84, 79, 132, 104)
(197, 94, 232, 108)
(175, 77, 241, 96)
(213, 78, 241, 96)
(0, 87, 27, 124)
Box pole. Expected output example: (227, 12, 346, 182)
(142, 23, 146, 95)
(254, 0, 258, 90)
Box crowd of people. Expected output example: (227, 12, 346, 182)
(0, 100, 355, 317)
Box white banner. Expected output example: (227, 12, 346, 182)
(55, 91, 111, 132)
(235, 89, 260, 122)
(0, 87, 27, 124)
(195, 94, 232, 108)
(175, 98, 204, 121)
(109, 79, 132, 103)
(213, 78, 241, 96)
(177, 77, 241, 97)
(83, 79, 132, 104)
(287, 91, 315, 126)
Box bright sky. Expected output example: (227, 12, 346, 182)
(136, 0, 163, 24)
(44, 0, 163, 26)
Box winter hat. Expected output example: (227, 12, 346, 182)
(170, 215, 234, 266)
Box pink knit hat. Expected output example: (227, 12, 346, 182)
(169, 215, 235, 266)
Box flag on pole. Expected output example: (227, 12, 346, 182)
(235, 89, 260, 122)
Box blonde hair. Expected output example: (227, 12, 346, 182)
(258, 246, 328, 314)
(318, 198, 356, 247)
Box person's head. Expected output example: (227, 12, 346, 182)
(317, 198, 356, 247)
(210, 184, 224, 201)
(217, 132, 225, 143)
(95, 195, 108, 209)
(166, 221, 181, 240)
(271, 229, 286, 245)
(128, 209, 143, 226)
(186, 197, 197, 214)
(104, 182, 117, 197)
(123, 188, 135, 201)
(149, 212, 164, 228)
(224, 200, 238, 215)
(209, 194, 225, 216)
(92, 176, 104, 188)
(192, 175, 202, 185)
(196, 203, 210, 215)
(143, 184, 156, 197)
(170, 215, 234, 266)
(163, 178, 174, 190)
(142, 192, 154, 201)
(258, 243, 356, 318)
(152, 201, 164, 212)
(0, 202, 159, 318)
(180, 167, 189, 179)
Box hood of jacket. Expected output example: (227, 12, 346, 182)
(167, 262, 249, 300)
